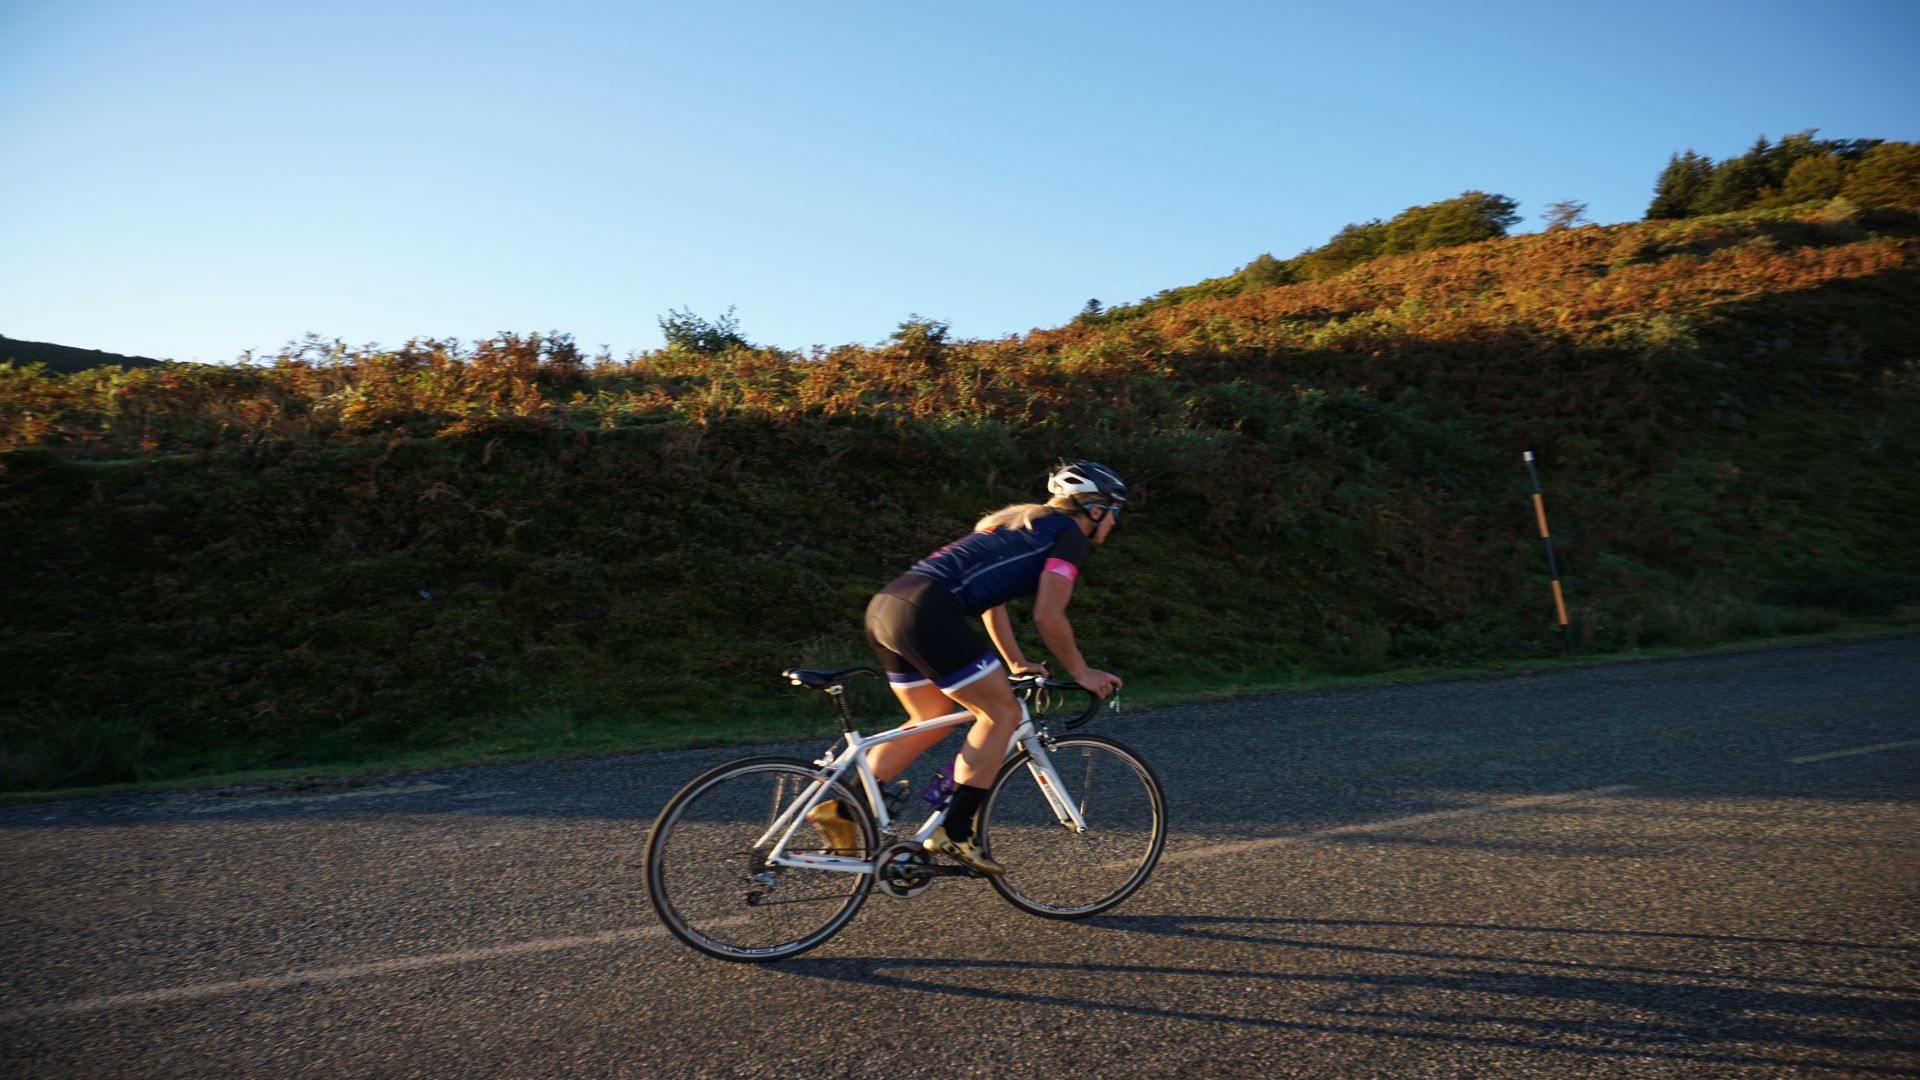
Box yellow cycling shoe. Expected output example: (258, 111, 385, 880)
(923, 826, 1005, 876)
(806, 799, 860, 854)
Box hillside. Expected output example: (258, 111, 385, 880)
(2, 202, 1917, 791)
(0, 335, 164, 375)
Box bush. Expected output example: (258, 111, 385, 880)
(1757, 581, 1900, 616)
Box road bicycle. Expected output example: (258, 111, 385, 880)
(644, 667, 1167, 962)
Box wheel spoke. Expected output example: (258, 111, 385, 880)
(983, 736, 1165, 918)
(646, 759, 874, 961)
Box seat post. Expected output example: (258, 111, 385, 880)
(825, 684, 856, 734)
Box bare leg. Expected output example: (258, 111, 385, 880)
(865, 682, 964, 783)
(938, 671, 1024, 788)
(916, 670, 1022, 874)
(810, 681, 962, 852)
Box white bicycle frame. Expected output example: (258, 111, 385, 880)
(749, 694, 1088, 875)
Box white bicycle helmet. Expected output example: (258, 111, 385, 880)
(1047, 458, 1128, 508)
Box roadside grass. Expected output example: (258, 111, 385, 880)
(5, 618, 1910, 805)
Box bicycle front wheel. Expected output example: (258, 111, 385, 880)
(645, 756, 874, 962)
(982, 734, 1166, 918)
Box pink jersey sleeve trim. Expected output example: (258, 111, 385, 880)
(1043, 558, 1080, 582)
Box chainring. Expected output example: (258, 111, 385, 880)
(873, 840, 938, 899)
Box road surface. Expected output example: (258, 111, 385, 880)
(3, 636, 1917, 1076)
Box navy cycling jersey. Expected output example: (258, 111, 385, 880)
(908, 511, 1091, 616)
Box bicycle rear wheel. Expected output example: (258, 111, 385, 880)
(981, 734, 1165, 918)
(645, 756, 874, 962)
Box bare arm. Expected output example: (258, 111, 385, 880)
(982, 605, 1047, 675)
(1032, 572, 1123, 698)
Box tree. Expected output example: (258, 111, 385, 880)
(889, 314, 951, 351)
(1762, 155, 1849, 206)
(1830, 138, 1885, 162)
(1648, 133, 1899, 217)
(1541, 199, 1590, 230)
(1303, 219, 1388, 277)
(1840, 142, 1920, 208)
(1647, 150, 1714, 219)
(658, 306, 751, 355)
(1238, 253, 1292, 290)
(1290, 192, 1520, 280)
(1381, 191, 1521, 254)
(1696, 136, 1776, 214)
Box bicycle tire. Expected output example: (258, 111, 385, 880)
(980, 734, 1166, 918)
(645, 756, 875, 962)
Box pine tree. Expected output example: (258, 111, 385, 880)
(1647, 150, 1714, 219)
(1695, 136, 1776, 215)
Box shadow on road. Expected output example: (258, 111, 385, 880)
(1083, 915, 1920, 995)
(779, 915, 1920, 1074)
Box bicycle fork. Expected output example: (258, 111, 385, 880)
(1018, 733, 1088, 833)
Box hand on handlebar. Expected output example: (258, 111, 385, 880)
(1073, 668, 1123, 700)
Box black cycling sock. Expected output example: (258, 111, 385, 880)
(943, 784, 988, 844)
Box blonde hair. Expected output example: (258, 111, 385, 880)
(974, 496, 1084, 532)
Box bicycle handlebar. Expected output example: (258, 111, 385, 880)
(1008, 674, 1112, 731)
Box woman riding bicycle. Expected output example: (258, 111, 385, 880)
(810, 458, 1127, 875)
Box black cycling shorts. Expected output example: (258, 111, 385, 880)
(864, 573, 1002, 692)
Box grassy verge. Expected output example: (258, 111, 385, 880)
(5, 618, 1909, 805)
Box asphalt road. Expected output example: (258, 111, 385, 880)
(3, 637, 1917, 1078)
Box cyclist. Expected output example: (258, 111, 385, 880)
(810, 458, 1127, 874)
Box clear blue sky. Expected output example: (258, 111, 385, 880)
(4, 0, 1917, 363)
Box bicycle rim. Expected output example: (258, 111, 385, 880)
(645, 757, 874, 961)
(983, 735, 1166, 918)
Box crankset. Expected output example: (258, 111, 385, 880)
(873, 840, 986, 897)
(873, 841, 937, 898)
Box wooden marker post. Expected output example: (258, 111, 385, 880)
(1523, 451, 1575, 656)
